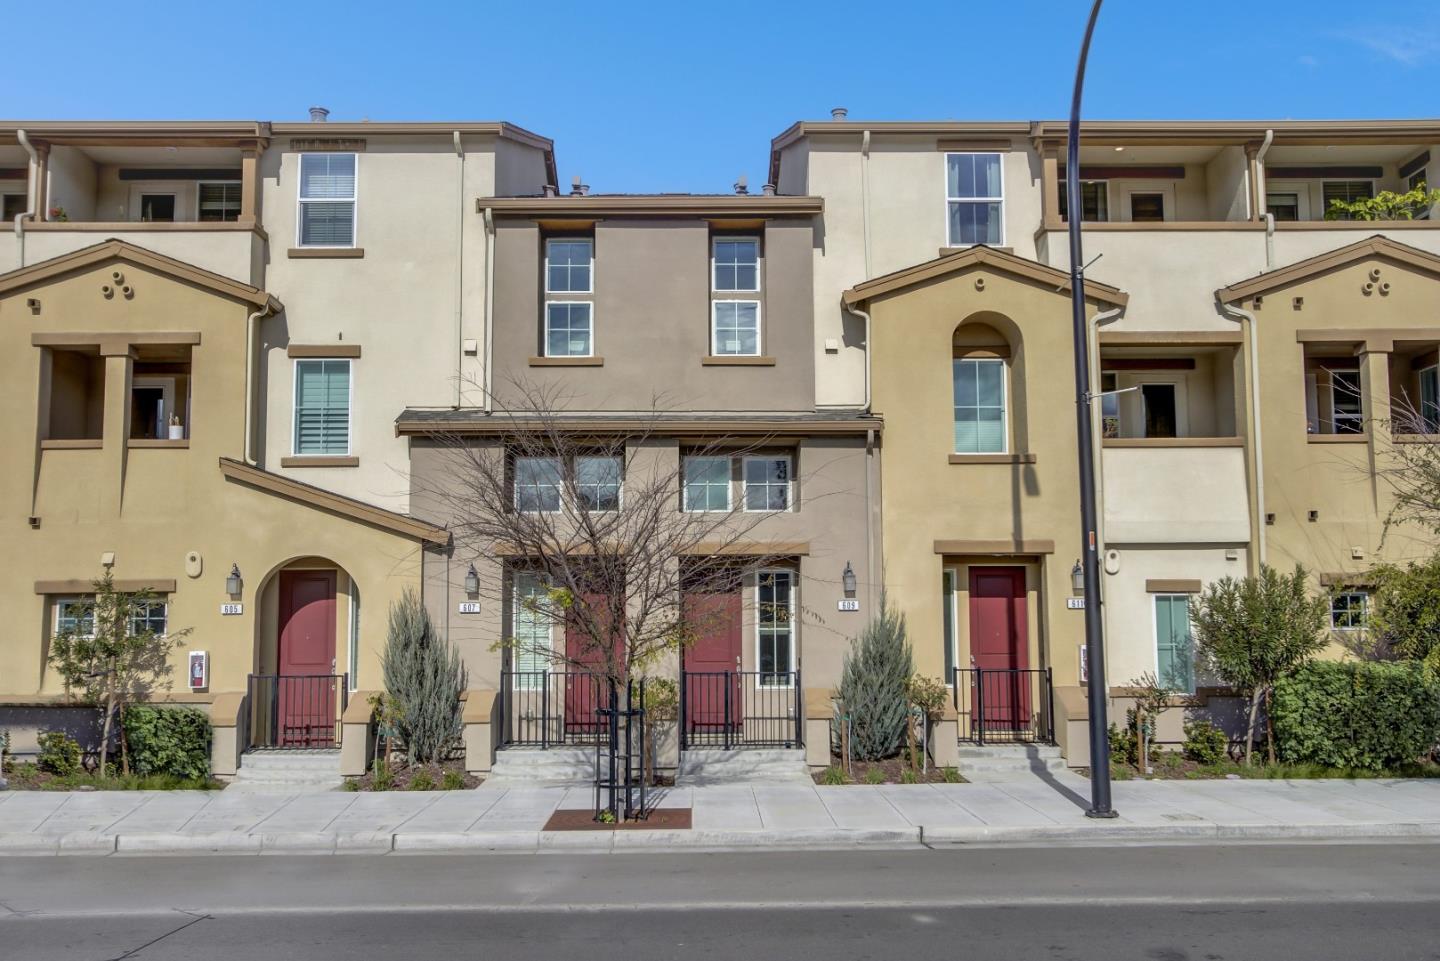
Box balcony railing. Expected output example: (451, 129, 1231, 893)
(246, 674, 348, 749)
(500, 670, 612, 747)
(679, 669, 803, 750)
(953, 667, 1054, 745)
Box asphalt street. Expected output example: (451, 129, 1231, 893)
(2, 841, 1438, 960)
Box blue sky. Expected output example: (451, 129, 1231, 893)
(3, 0, 1438, 193)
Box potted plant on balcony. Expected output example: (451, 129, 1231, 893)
(167, 414, 184, 441)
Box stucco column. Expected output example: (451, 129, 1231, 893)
(100, 343, 134, 517)
(1360, 343, 1393, 512)
(1244, 144, 1261, 222)
(239, 147, 260, 226)
(1041, 147, 1061, 227)
(33, 143, 50, 221)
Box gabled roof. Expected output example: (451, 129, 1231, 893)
(0, 239, 282, 311)
(218, 458, 448, 545)
(841, 245, 1128, 308)
(1216, 235, 1440, 303)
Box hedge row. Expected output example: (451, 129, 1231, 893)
(1272, 661, 1440, 771)
(121, 705, 212, 780)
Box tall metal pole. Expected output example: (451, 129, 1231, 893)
(1067, 0, 1117, 819)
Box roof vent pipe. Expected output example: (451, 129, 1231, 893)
(734, 175, 749, 196)
(762, 183, 777, 196)
(308, 106, 330, 122)
(570, 175, 589, 197)
(542, 184, 558, 198)
(831, 107, 849, 121)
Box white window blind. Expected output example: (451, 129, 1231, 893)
(712, 301, 760, 356)
(953, 358, 1006, 453)
(198, 182, 242, 222)
(512, 572, 552, 687)
(947, 153, 1004, 245)
(298, 153, 357, 246)
(293, 360, 351, 454)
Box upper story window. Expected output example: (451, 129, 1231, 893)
(1304, 355, 1365, 436)
(1, 189, 25, 222)
(712, 301, 761, 356)
(1058, 180, 1109, 222)
(198, 181, 242, 222)
(513, 455, 621, 513)
(1330, 591, 1368, 630)
(1420, 365, 1439, 432)
(713, 238, 760, 292)
(1322, 181, 1374, 221)
(683, 455, 732, 512)
(545, 302, 594, 357)
(514, 456, 563, 512)
(743, 456, 791, 512)
(297, 153, 357, 247)
(293, 359, 351, 455)
(952, 357, 1006, 453)
(946, 153, 1004, 246)
(546, 239, 593, 293)
(1128, 192, 1167, 223)
(574, 456, 622, 512)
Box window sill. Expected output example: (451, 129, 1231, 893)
(1306, 434, 1368, 444)
(1102, 437, 1244, 448)
(287, 247, 365, 259)
(703, 356, 776, 366)
(280, 456, 360, 467)
(40, 438, 102, 450)
(128, 439, 189, 449)
(948, 453, 1036, 465)
(528, 356, 604, 367)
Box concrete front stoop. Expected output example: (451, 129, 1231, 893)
(229, 749, 344, 793)
(678, 748, 813, 784)
(954, 744, 1068, 782)
(485, 747, 597, 785)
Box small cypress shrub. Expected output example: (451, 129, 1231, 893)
(37, 730, 82, 776)
(381, 588, 468, 764)
(837, 596, 914, 761)
(1182, 720, 1229, 766)
(123, 705, 211, 780)
(1272, 660, 1440, 771)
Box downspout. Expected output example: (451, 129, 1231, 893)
(865, 427, 878, 613)
(13, 129, 37, 268)
(1221, 300, 1266, 570)
(844, 301, 873, 412)
(1087, 305, 1124, 553)
(482, 206, 495, 414)
(860, 130, 873, 278)
(242, 302, 275, 466)
(1255, 129, 1275, 269)
(453, 131, 466, 408)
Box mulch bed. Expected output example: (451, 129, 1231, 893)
(345, 759, 483, 791)
(543, 807, 693, 831)
(2, 762, 224, 791)
(815, 757, 965, 785)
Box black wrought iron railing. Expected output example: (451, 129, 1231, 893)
(680, 669, 803, 749)
(499, 670, 611, 747)
(953, 667, 1054, 745)
(246, 674, 348, 749)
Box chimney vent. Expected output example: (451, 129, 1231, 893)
(733, 175, 749, 196)
(542, 184, 559, 198)
(762, 183, 777, 196)
(570, 175, 589, 197)
(830, 106, 849, 121)
(308, 106, 330, 123)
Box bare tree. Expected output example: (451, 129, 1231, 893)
(413, 379, 815, 686)
(1373, 391, 1440, 542)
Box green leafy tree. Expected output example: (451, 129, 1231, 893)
(381, 588, 468, 764)
(1188, 565, 1328, 765)
(1325, 183, 1440, 221)
(47, 572, 186, 775)
(1365, 556, 1440, 668)
(837, 595, 913, 761)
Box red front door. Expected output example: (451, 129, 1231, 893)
(277, 570, 337, 746)
(682, 584, 743, 735)
(564, 592, 620, 735)
(968, 567, 1029, 731)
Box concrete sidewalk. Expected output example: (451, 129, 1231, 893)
(2, 773, 1438, 855)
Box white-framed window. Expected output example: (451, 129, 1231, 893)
(952, 357, 1007, 454)
(52, 596, 167, 637)
(297, 152, 357, 247)
(1322, 180, 1374, 220)
(544, 302, 594, 357)
(712, 300, 761, 356)
(1153, 593, 1194, 693)
(1330, 591, 1369, 631)
(292, 359, 351, 455)
(1266, 191, 1301, 222)
(757, 569, 795, 687)
(683, 455, 732, 512)
(713, 237, 760, 292)
(946, 152, 1004, 246)
(743, 456, 791, 512)
(1058, 179, 1109, 222)
(942, 568, 959, 682)
(513, 456, 563, 512)
(546, 239, 594, 293)
(137, 191, 178, 222)
(511, 571, 553, 689)
(574, 456, 622, 512)
(197, 181, 242, 222)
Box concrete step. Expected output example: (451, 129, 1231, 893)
(678, 748, 812, 784)
(233, 749, 344, 792)
(955, 744, 1062, 760)
(953, 744, 1069, 782)
(486, 747, 597, 785)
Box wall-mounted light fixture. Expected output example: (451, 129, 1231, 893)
(1071, 560, 1085, 595)
(225, 563, 243, 598)
(464, 563, 480, 597)
(842, 561, 857, 599)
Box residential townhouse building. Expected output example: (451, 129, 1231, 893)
(772, 116, 1440, 761)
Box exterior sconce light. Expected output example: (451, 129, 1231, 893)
(1071, 560, 1085, 595)
(842, 561, 857, 598)
(225, 563, 243, 598)
(464, 564, 480, 597)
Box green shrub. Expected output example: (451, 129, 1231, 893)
(441, 769, 465, 791)
(820, 765, 847, 785)
(382, 588, 467, 764)
(862, 766, 886, 785)
(836, 596, 913, 761)
(1183, 720, 1229, 765)
(408, 768, 435, 791)
(1107, 722, 1137, 767)
(372, 757, 394, 791)
(37, 730, 82, 776)
(899, 767, 918, 784)
(1273, 661, 1440, 771)
(122, 705, 211, 780)
(941, 765, 962, 783)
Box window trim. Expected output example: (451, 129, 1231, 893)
(544, 237, 595, 295)
(942, 568, 959, 685)
(572, 454, 624, 514)
(291, 357, 353, 457)
(1120, 184, 1175, 223)
(711, 236, 762, 293)
(510, 570, 555, 689)
(741, 454, 793, 514)
(52, 595, 168, 638)
(951, 356, 1009, 455)
(1152, 592, 1195, 694)
(512, 453, 622, 514)
(1329, 590, 1369, 631)
(944, 151, 1006, 247)
(682, 454, 733, 513)
(543, 301, 596, 358)
(755, 568, 797, 688)
(512, 455, 564, 514)
(710, 299, 763, 357)
(295, 152, 359, 249)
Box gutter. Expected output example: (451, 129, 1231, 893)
(482, 206, 496, 414)
(1220, 300, 1266, 570)
(1255, 129, 1275, 269)
(453, 131, 465, 408)
(13, 129, 36, 267)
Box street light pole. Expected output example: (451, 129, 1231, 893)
(1066, 0, 1118, 819)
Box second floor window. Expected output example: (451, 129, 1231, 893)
(1330, 370, 1364, 434)
(1058, 179, 1109, 222)
(293, 359, 351, 455)
(198, 182, 242, 222)
(683, 456, 732, 512)
(574, 456, 622, 511)
(513, 455, 621, 513)
(946, 152, 1004, 246)
(546, 239, 593, 293)
(298, 153, 357, 247)
(743, 456, 791, 512)
(713, 238, 760, 291)
(1421, 365, 1439, 432)
(713, 301, 760, 356)
(1323, 181, 1374, 220)
(953, 357, 1006, 453)
(545, 302, 594, 357)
